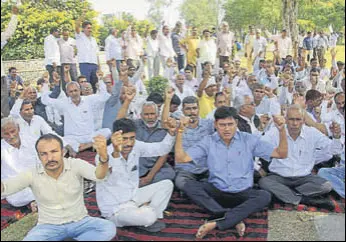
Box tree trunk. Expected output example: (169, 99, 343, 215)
(282, 0, 299, 53)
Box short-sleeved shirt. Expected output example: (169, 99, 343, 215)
(199, 93, 215, 118)
(187, 131, 275, 193)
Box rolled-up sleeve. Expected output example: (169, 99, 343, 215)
(186, 136, 209, 164)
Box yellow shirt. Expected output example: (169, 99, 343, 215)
(181, 36, 200, 65)
(2, 158, 100, 225)
(199, 93, 215, 118)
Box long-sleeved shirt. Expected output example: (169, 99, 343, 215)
(217, 31, 235, 57)
(197, 38, 217, 65)
(105, 35, 123, 61)
(124, 27, 143, 60)
(158, 33, 176, 58)
(1, 15, 18, 76)
(276, 36, 292, 58)
(2, 158, 102, 225)
(44, 35, 61, 66)
(316, 35, 329, 49)
(146, 36, 159, 57)
(261, 125, 344, 177)
(255, 96, 281, 116)
(171, 32, 185, 56)
(303, 37, 313, 50)
(41, 84, 110, 136)
(58, 37, 77, 64)
(96, 134, 175, 218)
(329, 34, 339, 48)
(75, 32, 98, 64)
(187, 131, 275, 193)
(253, 37, 267, 57)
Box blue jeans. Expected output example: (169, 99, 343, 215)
(79, 63, 98, 93)
(23, 216, 116, 241)
(318, 166, 345, 198)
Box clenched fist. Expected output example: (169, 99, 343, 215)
(111, 130, 124, 152)
(93, 135, 108, 162)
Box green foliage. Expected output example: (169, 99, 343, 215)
(180, 0, 218, 29)
(146, 0, 173, 27)
(1, 0, 99, 60)
(148, 76, 169, 96)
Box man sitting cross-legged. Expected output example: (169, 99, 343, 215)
(96, 118, 176, 232)
(1, 134, 116, 241)
(175, 106, 288, 239)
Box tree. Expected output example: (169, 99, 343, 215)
(1, 0, 99, 60)
(180, 0, 219, 29)
(282, 0, 299, 45)
(146, 0, 173, 27)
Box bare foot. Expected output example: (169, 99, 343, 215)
(196, 221, 217, 239)
(235, 221, 246, 237)
(30, 201, 38, 213)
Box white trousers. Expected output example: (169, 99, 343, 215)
(6, 187, 35, 207)
(64, 128, 112, 152)
(109, 180, 173, 227)
(147, 54, 161, 79)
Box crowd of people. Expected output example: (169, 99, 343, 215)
(1, 5, 345, 241)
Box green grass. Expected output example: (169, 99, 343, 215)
(1, 213, 38, 241)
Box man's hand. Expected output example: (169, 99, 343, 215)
(264, 87, 275, 98)
(64, 65, 70, 73)
(139, 175, 153, 187)
(259, 114, 271, 131)
(330, 121, 341, 139)
(164, 117, 178, 136)
(293, 93, 307, 109)
(179, 116, 191, 130)
(96, 70, 104, 80)
(165, 87, 175, 100)
(111, 130, 123, 152)
(124, 86, 136, 102)
(93, 135, 108, 162)
(52, 62, 57, 70)
(273, 115, 286, 131)
(52, 72, 60, 86)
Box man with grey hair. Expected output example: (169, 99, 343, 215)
(117, 92, 175, 187)
(217, 22, 235, 68)
(1, 117, 37, 208)
(259, 104, 344, 210)
(41, 80, 111, 153)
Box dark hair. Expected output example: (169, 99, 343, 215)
(82, 21, 92, 29)
(259, 59, 266, 63)
(62, 28, 69, 33)
(215, 92, 225, 102)
(35, 134, 63, 153)
(170, 94, 181, 106)
(20, 99, 33, 111)
(214, 106, 238, 121)
(113, 118, 137, 134)
(185, 65, 194, 72)
(182, 96, 198, 107)
(203, 29, 210, 34)
(77, 75, 87, 81)
(50, 27, 59, 34)
(306, 89, 322, 102)
(334, 92, 345, 102)
(310, 68, 320, 73)
(150, 30, 158, 35)
(310, 58, 318, 63)
(307, 31, 312, 34)
(8, 67, 17, 73)
(282, 29, 287, 33)
(147, 92, 164, 105)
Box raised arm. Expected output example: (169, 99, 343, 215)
(175, 117, 194, 163)
(116, 86, 136, 120)
(1, 6, 18, 43)
(270, 115, 288, 159)
(197, 71, 210, 98)
(162, 87, 175, 127)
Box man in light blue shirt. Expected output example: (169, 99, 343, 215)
(259, 104, 344, 210)
(175, 106, 288, 239)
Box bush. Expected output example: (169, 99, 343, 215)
(148, 76, 169, 96)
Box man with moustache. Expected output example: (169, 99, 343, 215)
(96, 118, 177, 232)
(116, 90, 176, 187)
(1, 133, 116, 241)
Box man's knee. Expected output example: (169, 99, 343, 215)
(256, 190, 272, 206)
(258, 176, 275, 190)
(321, 181, 333, 194)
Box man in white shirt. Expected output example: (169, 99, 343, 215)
(274, 30, 292, 60)
(58, 29, 77, 83)
(170, 73, 196, 110)
(244, 26, 256, 71)
(252, 83, 281, 116)
(158, 25, 176, 68)
(316, 31, 329, 65)
(146, 30, 160, 79)
(329, 32, 339, 52)
(1, 117, 37, 207)
(44, 27, 61, 83)
(75, 20, 99, 93)
(41, 82, 111, 153)
(105, 28, 123, 72)
(259, 104, 344, 210)
(124, 25, 144, 64)
(96, 118, 176, 232)
(252, 29, 267, 71)
(197, 30, 217, 67)
(216, 22, 234, 68)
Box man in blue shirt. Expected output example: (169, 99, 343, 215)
(175, 106, 288, 239)
(303, 31, 314, 61)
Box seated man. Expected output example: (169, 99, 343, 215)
(1, 117, 37, 207)
(116, 89, 175, 186)
(7, 67, 24, 87)
(259, 104, 344, 210)
(252, 83, 281, 116)
(206, 92, 228, 120)
(175, 106, 288, 239)
(41, 81, 111, 153)
(1, 134, 116, 241)
(96, 118, 176, 232)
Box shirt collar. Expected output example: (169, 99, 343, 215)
(287, 125, 307, 140)
(38, 158, 72, 174)
(212, 131, 240, 143)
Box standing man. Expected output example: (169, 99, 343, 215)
(158, 24, 176, 69)
(316, 31, 329, 65)
(196, 30, 217, 68)
(105, 28, 123, 72)
(58, 29, 78, 83)
(75, 19, 99, 93)
(44, 27, 61, 83)
(125, 25, 144, 66)
(1, 5, 18, 118)
(217, 22, 235, 67)
(303, 31, 314, 61)
(171, 21, 186, 71)
(274, 30, 292, 60)
(244, 26, 256, 71)
(252, 29, 267, 72)
(329, 32, 339, 53)
(181, 27, 200, 71)
(146, 29, 160, 79)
